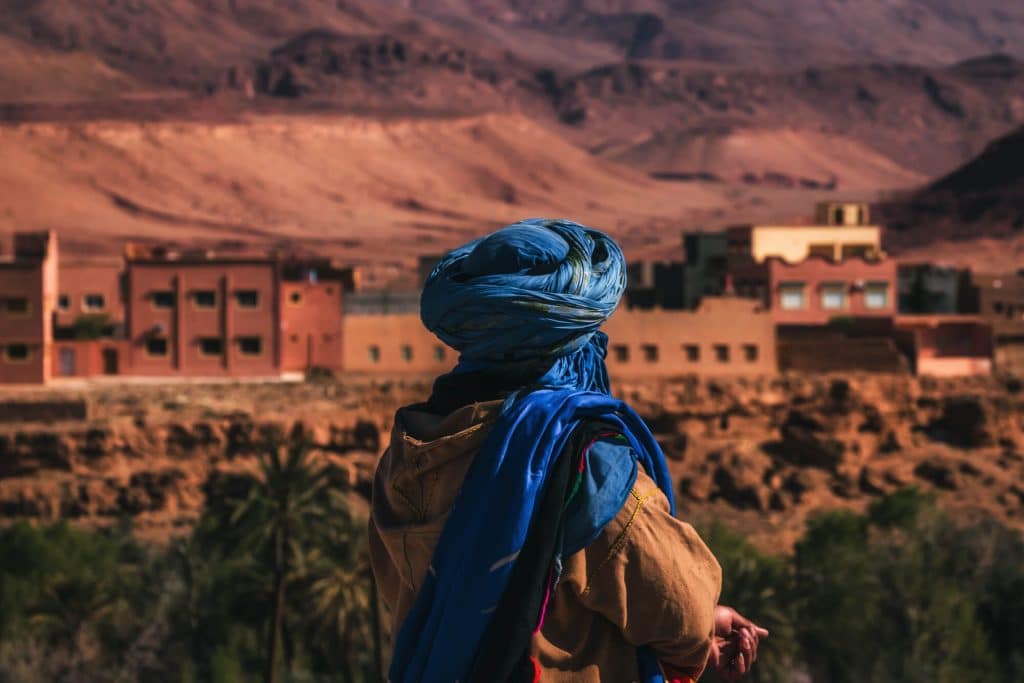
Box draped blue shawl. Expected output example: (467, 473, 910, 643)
(391, 219, 676, 682)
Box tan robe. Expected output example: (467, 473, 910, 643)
(369, 400, 723, 682)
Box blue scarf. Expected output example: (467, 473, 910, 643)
(392, 219, 676, 682)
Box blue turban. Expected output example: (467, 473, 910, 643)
(420, 218, 627, 393)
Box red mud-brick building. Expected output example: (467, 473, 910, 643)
(0, 232, 58, 384)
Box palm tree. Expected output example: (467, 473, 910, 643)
(227, 429, 334, 683)
(303, 492, 382, 682)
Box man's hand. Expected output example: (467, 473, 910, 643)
(708, 606, 769, 681)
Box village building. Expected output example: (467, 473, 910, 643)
(681, 232, 729, 310)
(898, 263, 978, 315)
(0, 232, 58, 384)
(973, 272, 1024, 373)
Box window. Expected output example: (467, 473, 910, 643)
(4, 297, 29, 315)
(779, 282, 806, 310)
(235, 290, 260, 308)
(642, 344, 659, 363)
(841, 244, 874, 260)
(684, 344, 700, 362)
(198, 337, 223, 356)
(612, 345, 629, 362)
(714, 344, 730, 363)
(288, 291, 303, 305)
(832, 207, 845, 225)
(145, 338, 168, 357)
(743, 344, 759, 362)
(57, 294, 70, 311)
(434, 346, 446, 362)
(368, 345, 380, 363)
(193, 290, 216, 309)
(84, 293, 106, 312)
(401, 345, 413, 362)
(3, 343, 30, 362)
(821, 282, 846, 310)
(865, 281, 890, 310)
(151, 291, 174, 309)
(808, 244, 834, 259)
(237, 336, 262, 356)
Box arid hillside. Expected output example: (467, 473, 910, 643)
(0, 113, 843, 282)
(2, 374, 1022, 549)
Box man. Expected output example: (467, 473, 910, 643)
(369, 219, 767, 682)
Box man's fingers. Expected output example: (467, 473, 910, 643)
(754, 626, 770, 638)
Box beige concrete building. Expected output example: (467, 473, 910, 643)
(343, 297, 777, 378)
(728, 201, 884, 264)
(603, 297, 777, 377)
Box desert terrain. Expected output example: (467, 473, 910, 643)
(3, 374, 1022, 551)
(1, 2, 1024, 274)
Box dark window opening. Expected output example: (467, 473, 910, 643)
(369, 345, 380, 363)
(151, 291, 174, 309)
(145, 338, 168, 357)
(642, 344, 659, 362)
(4, 344, 30, 361)
(684, 344, 700, 362)
(613, 345, 629, 362)
(235, 290, 260, 308)
(84, 294, 106, 311)
(743, 344, 759, 362)
(57, 295, 70, 311)
(714, 344, 730, 362)
(198, 337, 223, 356)
(434, 346, 446, 362)
(193, 290, 216, 308)
(401, 345, 413, 362)
(237, 337, 262, 356)
(289, 291, 303, 305)
(5, 297, 29, 315)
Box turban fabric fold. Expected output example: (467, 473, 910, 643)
(420, 218, 627, 392)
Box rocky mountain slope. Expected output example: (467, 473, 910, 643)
(2, 375, 1022, 548)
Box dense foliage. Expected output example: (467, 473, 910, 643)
(1, 451, 1022, 683)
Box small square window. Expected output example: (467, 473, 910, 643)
(612, 345, 629, 363)
(235, 290, 260, 308)
(368, 345, 380, 363)
(145, 338, 168, 357)
(779, 282, 806, 310)
(821, 282, 846, 310)
(290, 334, 299, 343)
(684, 344, 700, 362)
(4, 297, 29, 315)
(288, 291, 303, 305)
(193, 290, 216, 309)
(237, 336, 262, 356)
(743, 344, 759, 362)
(434, 346, 446, 362)
(401, 345, 413, 362)
(57, 295, 70, 311)
(3, 343, 30, 362)
(714, 344, 730, 363)
(151, 291, 174, 309)
(84, 293, 106, 312)
(198, 337, 223, 356)
(865, 282, 889, 310)
(642, 344, 659, 362)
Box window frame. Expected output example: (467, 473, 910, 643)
(192, 290, 217, 310)
(714, 344, 731, 363)
(3, 297, 30, 317)
(150, 291, 175, 310)
(778, 282, 807, 311)
(83, 293, 107, 313)
(236, 336, 263, 357)
(235, 290, 261, 310)
(820, 282, 847, 311)
(144, 337, 169, 358)
(2, 343, 32, 363)
(684, 344, 701, 362)
(864, 281, 890, 310)
(197, 337, 224, 357)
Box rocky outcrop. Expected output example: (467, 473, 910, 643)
(2, 374, 1023, 547)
